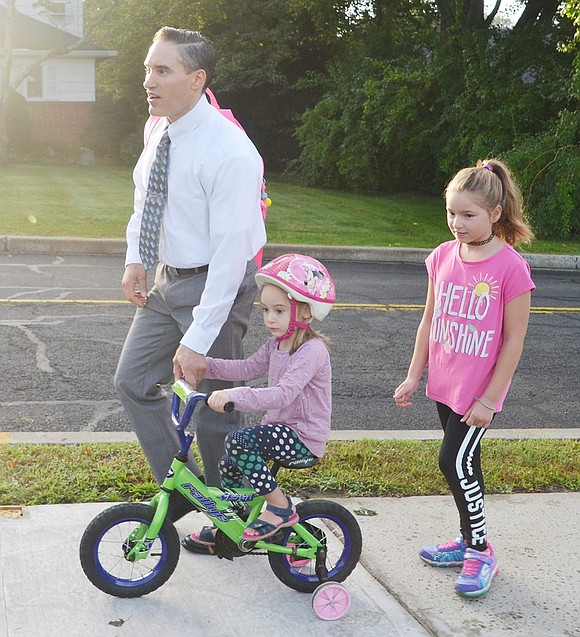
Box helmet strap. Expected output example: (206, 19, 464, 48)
(276, 298, 310, 342)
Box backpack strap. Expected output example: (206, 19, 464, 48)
(143, 92, 269, 267)
(205, 88, 245, 132)
(205, 88, 270, 266)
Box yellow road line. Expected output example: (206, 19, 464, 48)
(0, 299, 578, 314)
(334, 303, 580, 314)
(0, 298, 128, 304)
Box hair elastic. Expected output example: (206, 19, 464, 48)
(482, 163, 494, 172)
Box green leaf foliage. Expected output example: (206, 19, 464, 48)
(292, 4, 579, 239)
(80, 1, 579, 239)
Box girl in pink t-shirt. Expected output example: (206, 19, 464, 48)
(182, 254, 335, 553)
(394, 159, 535, 598)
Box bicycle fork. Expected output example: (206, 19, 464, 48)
(122, 490, 171, 562)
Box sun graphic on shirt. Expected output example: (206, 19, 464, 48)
(470, 273, 499, 300)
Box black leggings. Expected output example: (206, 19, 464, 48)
(436, 402, 489, 550)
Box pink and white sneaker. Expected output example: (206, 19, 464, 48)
(454, 544, 499, 597)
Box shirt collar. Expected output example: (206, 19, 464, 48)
(167, 94, 211, 146)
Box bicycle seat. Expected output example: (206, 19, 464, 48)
(272, 457, 319, 470)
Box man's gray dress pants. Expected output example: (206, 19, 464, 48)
(115, 261, 257, 487)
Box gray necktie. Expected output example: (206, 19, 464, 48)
(139, 129, 171, 270)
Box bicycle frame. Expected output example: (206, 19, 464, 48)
(125, 381, 323, 564)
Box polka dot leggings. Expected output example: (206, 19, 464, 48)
(218, 424, 316, 496)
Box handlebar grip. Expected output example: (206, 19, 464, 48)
(205, 392, 235, 413)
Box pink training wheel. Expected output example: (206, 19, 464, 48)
(311, 582, 351, 620)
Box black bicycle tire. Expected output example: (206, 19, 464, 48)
(267, 499, 362, 593)
(79, 502, 180, 598)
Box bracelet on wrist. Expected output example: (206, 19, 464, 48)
(475, 397, 495, 412)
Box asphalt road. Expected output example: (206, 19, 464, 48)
(0, 253, 578, 434)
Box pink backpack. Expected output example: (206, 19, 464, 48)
(145, 89, 269, 266)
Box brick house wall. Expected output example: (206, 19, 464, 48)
(26, 101, 93, 145)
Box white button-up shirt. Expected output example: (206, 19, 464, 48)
(126, 95, 267, 354)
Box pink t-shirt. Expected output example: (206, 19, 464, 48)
(204, 337, 332, 457)
(425, 241, 535, 414)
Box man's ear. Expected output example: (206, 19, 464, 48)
(190, 69, 206, 91)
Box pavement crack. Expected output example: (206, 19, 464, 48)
(13, 323, 55, 373)
(82, 401, 125, 432)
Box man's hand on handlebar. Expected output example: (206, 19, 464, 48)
(173, 345, 207, 388)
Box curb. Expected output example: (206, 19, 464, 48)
(1, 235, 578, 270)
(1, 428, 578, 445)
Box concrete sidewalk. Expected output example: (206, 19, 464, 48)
(1, 493, 578, 637)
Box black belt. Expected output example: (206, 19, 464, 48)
(165, 264, 209, 276)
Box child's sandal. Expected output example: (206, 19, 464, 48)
(242, 497, 299, 542)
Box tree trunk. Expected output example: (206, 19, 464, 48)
(515, 0, 561, 29)
(374, 0, 385, 26)
(435, 0, 456, 36)
(463, 0, 486, 28)
(0, 0, 17, 166)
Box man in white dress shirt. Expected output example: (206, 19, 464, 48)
(115, 27, 266, 522)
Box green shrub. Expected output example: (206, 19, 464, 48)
(507, 109, 580, 240)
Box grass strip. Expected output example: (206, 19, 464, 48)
(1, 439, 577, 506)
(1, 164, 577, 254)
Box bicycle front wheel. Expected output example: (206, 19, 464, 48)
(268, 500, 362, 593)
(79, 502, 180, 598)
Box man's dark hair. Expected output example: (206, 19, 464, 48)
(153, 26, 215, 89)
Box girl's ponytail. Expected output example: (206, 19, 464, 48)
(482, 160, 534, 247)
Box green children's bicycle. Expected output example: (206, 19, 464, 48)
(79, 380, 363, 621)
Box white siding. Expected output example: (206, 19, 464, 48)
(12, 56, 95, 102)
(50, 58, 95, 101)
(9, 0, 83, 37)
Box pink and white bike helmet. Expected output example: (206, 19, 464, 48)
(255, 253, 336, 341)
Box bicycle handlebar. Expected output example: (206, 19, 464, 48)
(171, 379, 234, 431)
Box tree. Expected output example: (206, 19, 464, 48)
(84, 0, 352, 168)
(505, 0, 579, 240)
(515, 0, 562, 28)
(292, 0, 578, 239)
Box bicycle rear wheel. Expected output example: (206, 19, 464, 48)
(79, 502, 180, 598)
(268, 500, 362, 593)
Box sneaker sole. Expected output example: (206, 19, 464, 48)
(419, 554, 464, 568)
(455, 564, 499, 598)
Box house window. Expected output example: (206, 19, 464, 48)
(48, 2, 68, 15)
(26, 65, 58, 101)
(27, 66, 43, 99)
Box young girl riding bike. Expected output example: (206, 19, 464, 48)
(182, 253, 335, 553)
